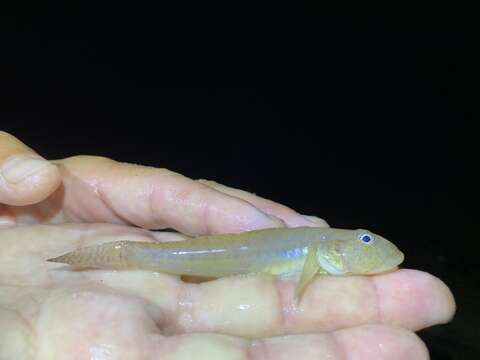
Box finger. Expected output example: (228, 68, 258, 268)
(250, 325, 428, 360)
(48, 155, 286, 234)
(87, 269, 454, 338)
(198, 179, 329, 227)
(0, 131, 60, 206)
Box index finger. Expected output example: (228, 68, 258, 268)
(44, 155, 319, 235)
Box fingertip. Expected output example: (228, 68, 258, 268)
(300, 215, 330, 227)
(334, 325, 430, 360)
(217, 206, 287, 234)
(268, 214, 329, 228)
(0, 154, 61, 205)
(196, 179, 330, 229)
(374, 269, 456, 330)
(420, 271, 456, 325)
(257, 213, 287, 229)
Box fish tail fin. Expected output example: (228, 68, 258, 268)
(47, 241, 134, 269)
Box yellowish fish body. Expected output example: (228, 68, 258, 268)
(48, 227, 404, 296)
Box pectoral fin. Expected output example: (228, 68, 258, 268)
(294, 245, 320, 300)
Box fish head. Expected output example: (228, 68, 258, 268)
(316, 229, 404, 275)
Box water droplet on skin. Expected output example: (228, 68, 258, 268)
(89, 344, 113, 360)
(236, 304, 251, 311)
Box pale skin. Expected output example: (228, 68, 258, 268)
(0, 131, 455, 360)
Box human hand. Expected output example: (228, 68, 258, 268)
(0, 131, 455, 359)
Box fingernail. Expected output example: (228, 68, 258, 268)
(266, 213, 287, 227)
(1, 155, 55, 184)
(302, 215, 329, 227)
(249, 212, 286, 230)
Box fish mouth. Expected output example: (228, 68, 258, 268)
(390, 249, 405, 268)
(366, 250, 405, 274)
(363, 250, 405, 275)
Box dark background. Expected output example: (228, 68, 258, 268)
(1, 10, 477, 359)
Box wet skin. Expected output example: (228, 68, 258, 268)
(0, 131, 455, 360)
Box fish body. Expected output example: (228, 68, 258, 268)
(48, 227, 404, 287)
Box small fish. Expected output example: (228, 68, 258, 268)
(48, 227, 404, 298)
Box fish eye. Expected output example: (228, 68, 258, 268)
(359, 233, 373, 244)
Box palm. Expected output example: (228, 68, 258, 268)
(0, 152, 455, 359)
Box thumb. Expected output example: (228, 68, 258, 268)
(0, 131, 61, 206)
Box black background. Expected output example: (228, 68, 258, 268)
(1, 10, 477, 360)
